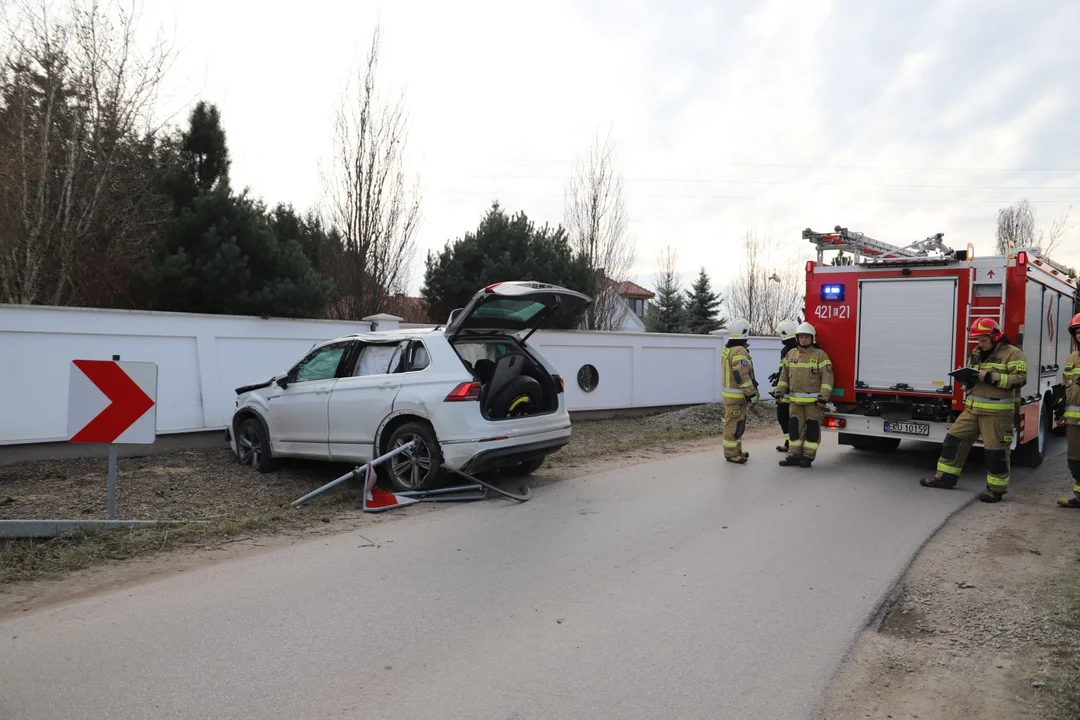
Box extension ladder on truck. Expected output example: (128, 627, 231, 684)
(802, 225, 958, 266)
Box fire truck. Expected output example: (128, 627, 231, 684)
(803, 225, 1079, 468)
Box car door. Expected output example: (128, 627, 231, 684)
(268, 341, 352, 458)
(327, 340, 406, 463)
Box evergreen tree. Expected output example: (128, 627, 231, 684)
(421, 201, 596, 328)
(137, 102, 332, 318)
(645, 268, 686, 333)
(684, 267, 723, 334)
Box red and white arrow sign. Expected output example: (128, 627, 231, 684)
(67, 360, 158, 445)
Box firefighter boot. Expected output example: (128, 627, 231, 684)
(776, 439, 789, 453)
(726, 453, 749, 464)
(979, 488, 1004, 503)
(920, 475, 957, 489)
(1057, 458, 1080, 508)
(799, 456, 813, 468)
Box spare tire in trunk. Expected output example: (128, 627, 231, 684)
(487, 375, 543, 419)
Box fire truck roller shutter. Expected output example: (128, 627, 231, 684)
(855, 277, 958, 393)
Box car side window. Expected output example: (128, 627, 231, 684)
(408, 341, 430, 371)
(293, 344, 347, 382)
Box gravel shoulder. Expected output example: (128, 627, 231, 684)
(0, 402, 777, 615)
(811, 450, 1080, 719)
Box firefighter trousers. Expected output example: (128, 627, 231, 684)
(776, 401, 790, 443)
(723, 401, 748, 458)
(786, 403, 822, 460)
(1068, 425, 1080, 500)
(934, 410, 1014, 494)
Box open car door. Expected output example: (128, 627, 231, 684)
(444, 281, 592, 342)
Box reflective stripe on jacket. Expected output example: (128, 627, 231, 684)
(1065, 351, 1080, 424)
(722, 345, 757, 402)
(775, 345, 833, 403)
(962, 341, 1027, 416)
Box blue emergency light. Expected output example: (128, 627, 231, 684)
(821, 283, 845, 301)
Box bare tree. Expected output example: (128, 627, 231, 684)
(563, 128, 636, 331)
(644, 244, 685, 333)
(995, 199, 1036, 255)
(1040, 205, 1072, 257)
(322, 24, 420, 320)
(995, 198, 1073, 258)
(723, 230, 804, 335)
(0, 0, 175, 306)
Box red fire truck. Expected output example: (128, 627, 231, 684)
(803, 225, 1079, 468)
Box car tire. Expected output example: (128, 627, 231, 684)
(384, 421, 443, 492)
(487, 376, 544, 419)
(501, 456, 545, 477)
(236, 416, 279, 473)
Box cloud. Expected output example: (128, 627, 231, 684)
(146, 0, 1080, 296)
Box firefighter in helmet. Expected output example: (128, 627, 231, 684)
(1056, 312, 1080, 508)
(772, 322, 833, 467)
(920, 317, 1027, 503)
(721, 318, 759, 464)
(770, 319, 800, 453)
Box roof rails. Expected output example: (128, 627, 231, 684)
(804, 225, 958, 267)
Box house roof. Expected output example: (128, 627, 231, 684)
(616, 280, 655, 299)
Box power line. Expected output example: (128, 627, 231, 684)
(488, 160, 1080, 173)
(432, 189, 1080, 204)
(455, 174, 1080, 190)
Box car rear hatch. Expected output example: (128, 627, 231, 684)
(444, 281, 592, 342)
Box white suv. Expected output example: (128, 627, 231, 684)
(227, 282, 591, 491)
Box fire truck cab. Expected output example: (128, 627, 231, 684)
(803, 225, 1079, 468)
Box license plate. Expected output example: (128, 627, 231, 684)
(884, 420, 930, 437)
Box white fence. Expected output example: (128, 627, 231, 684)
(0, 304, 785, 445)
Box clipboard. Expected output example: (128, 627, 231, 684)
(948, 367, 979, 384)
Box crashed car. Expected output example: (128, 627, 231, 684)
(227, 281, 591, 491)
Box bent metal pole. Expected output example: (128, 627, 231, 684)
(290, 440, 417, 507)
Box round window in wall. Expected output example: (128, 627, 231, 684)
(577, 364, 599, 393)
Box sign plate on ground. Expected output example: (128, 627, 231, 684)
(67, 360, 158, 445)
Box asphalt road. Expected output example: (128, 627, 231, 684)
(1, 432, 1062, 719)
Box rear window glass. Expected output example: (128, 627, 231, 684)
(470, 298, 548, 323)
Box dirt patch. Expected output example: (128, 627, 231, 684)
(812, 459, 1080, 719)
(1, 403, 776, 615)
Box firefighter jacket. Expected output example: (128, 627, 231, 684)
(1064, 350, 1080, 425)
(722, 344, 757, 404)
(962, 341, 1027, 416)
(775, 345, 833, 404)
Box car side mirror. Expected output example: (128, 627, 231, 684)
(276, 376, 290, 389)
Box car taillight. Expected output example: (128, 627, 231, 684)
(445, 381, 481, 401)
(553, 375, 564, 393)
(823, 416, 846, 429)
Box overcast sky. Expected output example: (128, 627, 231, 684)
(149, 0, 1080, 296)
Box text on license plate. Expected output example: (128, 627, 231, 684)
(884, 420, 930, 436)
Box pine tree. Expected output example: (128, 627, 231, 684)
(645, 265, 686, 333)
(684, 267, 723, 334)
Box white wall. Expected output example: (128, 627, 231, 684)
(0, 304, 784, 445)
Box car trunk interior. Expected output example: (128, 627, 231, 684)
(451, 335, 559, 420)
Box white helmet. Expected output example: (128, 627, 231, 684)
(777, 319, 799, 341)
(727, 318, 751, 340)
(795, 321, 816, 340)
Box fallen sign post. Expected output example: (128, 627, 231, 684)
(290, 440, 532, 511)
(67, 355, 158, 520)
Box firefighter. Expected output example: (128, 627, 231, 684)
(721, 318, 759, 464)
(770, 319, 799, 453)
(1056, 312, 1080, 508)
(920, 317, 1027, 503)
(772, 322, 833, 468)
